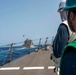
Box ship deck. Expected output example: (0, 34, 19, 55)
(0, 49, 57, 75)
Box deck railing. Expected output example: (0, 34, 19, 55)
(0, 37, 52, 66)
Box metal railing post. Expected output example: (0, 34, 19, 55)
(45, 37, 48, 50)
(51, 36, 54, 45)
(38, 38, 41, 50)
(9, 43, 13, 61)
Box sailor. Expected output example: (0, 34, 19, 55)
(51, 0, 76, 74)
(60, 0, 76, 75)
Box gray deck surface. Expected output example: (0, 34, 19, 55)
(0, 49, 57, 75)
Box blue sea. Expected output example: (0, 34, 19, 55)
(0, 45, 41, 65)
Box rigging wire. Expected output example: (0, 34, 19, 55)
(0, 37, 52, 47)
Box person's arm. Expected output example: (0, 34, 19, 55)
(53, 24, 69, 58)
(60, 49, 76, 75)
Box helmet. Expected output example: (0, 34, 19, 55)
(57, 0, 66, 12)
(64, 0, 76, 10)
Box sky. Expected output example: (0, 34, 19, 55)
(0, 0, 61, 45)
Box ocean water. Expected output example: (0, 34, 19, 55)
(0, 45, 40, 65)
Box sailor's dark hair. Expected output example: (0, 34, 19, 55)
(69, 8, 76, 14)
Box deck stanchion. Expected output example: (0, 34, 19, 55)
(9, 43, 13, 61)
(38, 38, 41, 50)
(45, 37, 48, 51)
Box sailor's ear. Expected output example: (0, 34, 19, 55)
(70, 11, 75, 21)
